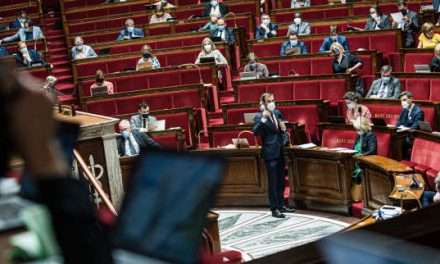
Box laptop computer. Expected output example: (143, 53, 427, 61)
(372, 118, 387, 127)
(91, 86, 108, 97)
(151, 120, 166, 131)
(414, 64, 431, 73)
(243, 112, 257, 124)
(240, 71, 258, 80)
(419, 121, 432, 132)
(199, 57, 215, 64)
(113, 150, 224, 264)
(98, 48, 111, 56)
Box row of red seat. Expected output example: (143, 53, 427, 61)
(0, 1, 40, 18)
(271, 1, 430, 23)
(72, 45, 229, 79)
(83, 84, 208, 116)
(77, 64, 218, 97)
(64, 0, 259, 21)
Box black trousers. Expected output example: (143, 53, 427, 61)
(265, 158, 285, 210)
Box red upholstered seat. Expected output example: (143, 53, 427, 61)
(267, 82, 294, 101)
(403, 79, 430, 100)
(152, 134, 181, 150)
(237, 84, 266, 103)
(403, 53, 433, 72)
(310, 58, 333, 74)
(364, 104, 402, 125)
(211, 131, 257, 148)
(430, 79, 440, 101)
(294, 81, 320, 100)
(225, 107, 256, 124)
(321, 128, 357, 149)
(375, 131, 391, 157)
(410, 138, 440, 172)
(279, 105, 321, 142)
(155, 112, 192, 146)
(319, 79, 347, 105)
(86, 100, 117, 116)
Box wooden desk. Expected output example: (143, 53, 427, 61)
(287, 147, 355, 214)
(355, 155, 413, 214)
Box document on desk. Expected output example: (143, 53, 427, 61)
(296, 143, 317, 149)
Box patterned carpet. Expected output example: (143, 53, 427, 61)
(215, 210, 349, 261)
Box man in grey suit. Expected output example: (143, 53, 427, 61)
(366, 65, 401, 99)
(391, 1, 419, 48)
(130, 102, 157, 131)
(365, 6, 391, 31)
(286, 13, 310, 37)
(0, 21, 44, 43)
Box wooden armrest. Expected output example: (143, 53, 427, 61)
(354, 155, 413, 174)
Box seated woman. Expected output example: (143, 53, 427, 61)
(430, 43, 440, 72)
(89, 69, 114, 95)
(352, 116, 377, 185)
(422, 174, 440, 207)
(417, 22, 440, 49)
(195, 37, 228, 65)
(243, 52, 269, 78)
(343, 91, 371, 124)
(149, 7, 173, 24)
(331, 42, 364, 95)
(136, 45, 161, 71)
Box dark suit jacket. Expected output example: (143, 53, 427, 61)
(364, 15, 391, 31)
(203, 3, 229, 17)
(210, 27, 235, 45)
(353, 131, 377, 156)
(366, 77, 401, 99)
(319, 35, 350, 52)
(9, 18, 31, 29)
(252, 109, 285, 161)
(280, 40, 308, 56)
(116, 28, 145, 41)
(430, 56, 440, 72)
(15, 49, 45, 67)
(256, 23, 278, 40)
(396, 104, 424, 129)
(117, 130, 160, 156)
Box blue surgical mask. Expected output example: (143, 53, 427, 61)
(217, 25, 225, 30)
(121, 130, 130, 139)
(382, 76, 391, 83)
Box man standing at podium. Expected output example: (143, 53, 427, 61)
(253, 93, 295, 218)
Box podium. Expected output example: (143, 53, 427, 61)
(55, 108, 123, 207)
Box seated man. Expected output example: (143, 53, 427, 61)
(130, 102, 158, 131)
(116, 19, 144, 41)
(280, 32, 308, 56)
(256, 14, 278, 40)
(319, 25, 349, 53)
(71, 36, 97, 60)
(203, 0, 228, 18)
(365, 6, 391, 31)
(396, 91, 424, 130)
(291, 0, 310, 8)
(243, 52, 269, 78)
(117, 119, 160, 157)
(210, 18, 235, 45)
(149, 7, 173, 24)
(1, 21, 44, 43)
(199, 14, 219, 32)
(422, 174, 440, 207)
(9, 10, 31, 29)
(431, 43, 440, 72)
(286, 13, 310, 37)
(15, 41, 45, 68)
(366, 65, 401, 99)
(89, 69, 114, 95)
(391, 1, 419, 48)
(136, 45, 161, 71)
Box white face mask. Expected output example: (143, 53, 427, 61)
(127, 26, 134, 32)
(401, 101, 409, 109)
(259, 104, 265, 112)
(262, 18, 270, 25)
(290, 40, 298, 46)
(294, 18, 301, 25)
(76, 45, 84, 51)
(211, 0, 218, 6)
(204, 44, 212, 52)
(267, 102, 276, 111)
(347, 102, 356, 109)
(370, 13, 378, 19)
(20, 47, 28, 54)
